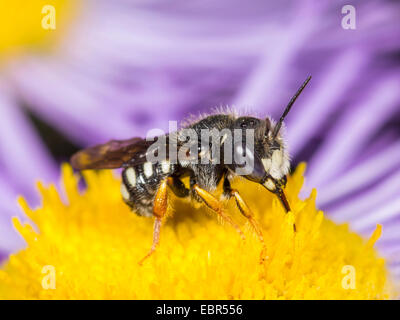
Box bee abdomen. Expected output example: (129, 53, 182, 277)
(120, 160, 176, 217)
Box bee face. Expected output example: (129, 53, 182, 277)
(230, 116, 290, 189)
(262, 119, 291, 181)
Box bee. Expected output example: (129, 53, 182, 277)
(71, 76, 311, 264)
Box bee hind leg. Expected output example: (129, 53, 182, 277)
(138, 178, 169, 265)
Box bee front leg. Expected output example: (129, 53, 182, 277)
(265, 175, 296, 232)
(223, 178, 267, 263)
(192, 184, 246, 241)
(138, 178, 169, 265)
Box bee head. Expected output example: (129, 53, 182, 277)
(229, 76, 311, 193)
(229, 116, 290, 192)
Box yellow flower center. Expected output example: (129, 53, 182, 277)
(0, 0, 76, 61)
(0, 164, 394, 299)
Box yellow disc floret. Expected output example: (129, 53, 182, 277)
(0, 164, 394, 299)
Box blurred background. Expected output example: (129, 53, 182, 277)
(0, 0, 399, 276)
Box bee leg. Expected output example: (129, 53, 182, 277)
(138, 178, 169, 265)
(192, 184, 246, 240)
(223, 178, 267, 263)
(275, 187, 296, 232)
(268, 175, 296, 232)
(167, 176, 190, 198)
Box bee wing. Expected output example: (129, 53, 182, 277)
(71, 137, 153, 170)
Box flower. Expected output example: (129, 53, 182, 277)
(1, 0, 400, 283)
(0, 164, 394, 299)
(0, 0, 79, 252)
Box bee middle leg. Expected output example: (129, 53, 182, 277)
(223, 177, 267, 263)
(167, 176, 190, 198)
(192, 183, 245, 240)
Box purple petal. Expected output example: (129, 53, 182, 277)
(315, 141, 400, 205)
(0, 83, 57, 190)
(330, 170, 400, 222)
(287, 50, 368, 156)
(306, 77, 400, 188)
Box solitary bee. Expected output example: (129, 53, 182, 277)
(71, 76, 311, 264)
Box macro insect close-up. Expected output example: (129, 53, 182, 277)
(0, 0, 399, 303)
(71, 77, 312, 264)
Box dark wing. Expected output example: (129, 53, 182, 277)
(71, 137, 153, 170)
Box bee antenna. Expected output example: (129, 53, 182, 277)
(272, 76, 311, 139)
